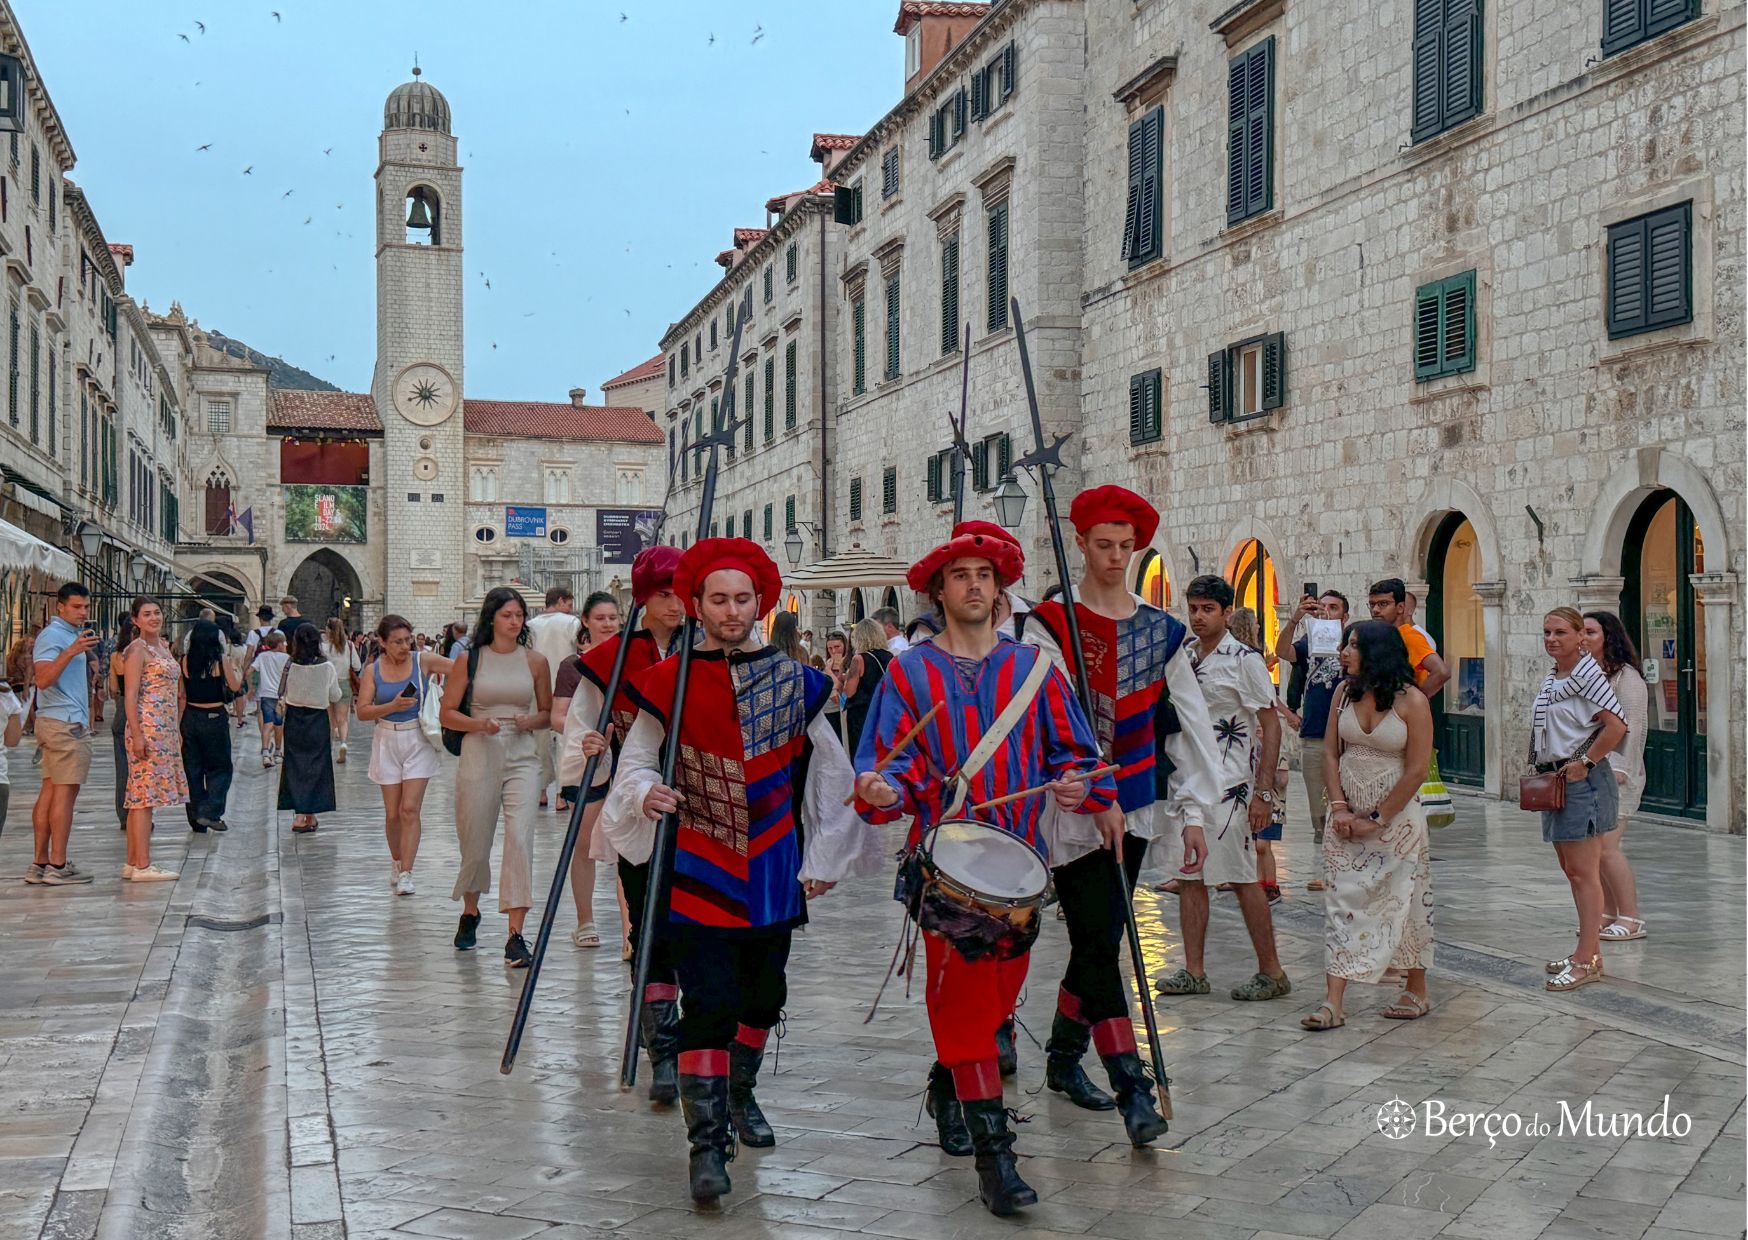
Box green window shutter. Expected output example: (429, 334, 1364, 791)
(7, 303, 17, 426)
(1261, 332, 1287, 410)
(1001, 42, 1017, 102)
(785, 495, 795, 531)
(1123, 107, 1164, 267)
(786, 242, 797, 283)
(971, 439, 989, 491)
(680, 425, 689, 482)
(882, 466, 897, 514)
(849, 476, 863, 521)
(743, 509, 753, 540)
(744, 373, 755, 447)
(951, 88, 967, 141)
(1608, 202, 1691, 338)
(784, 341, 798, 428)
(763, 266, 773, 303)
(882, 149, 900, 198)
(1414, 282, 1445, 379)
(1227, 38, 1274, 224)
(763, 503, 773, 540)
(1129, 369, 1163, 445)
(1207, 349, 1228, 423)
(940, 235, 960, 356)
(852, 296, 866, 395)
(885, 272, 901, 380)
(1413, 0, 1483, 143)
(986, 203, 1009, 331)
(834, 183, 857, 224)
(996, 433, 1012, 479)
(763, 356, 775, 439)
(928, 108, 943, 159)
(927, 452, 941, 503)
(710, 321, 717, 350)
(971, 68, 988, 121)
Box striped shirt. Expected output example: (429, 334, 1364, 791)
(1532, 654, 1622, 762)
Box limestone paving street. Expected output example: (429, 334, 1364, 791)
(0, 721, 1742, 1240)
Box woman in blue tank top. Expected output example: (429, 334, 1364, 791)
(358, 615, 453, 896)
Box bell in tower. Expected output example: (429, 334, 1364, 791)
(404, 185, 439, 245)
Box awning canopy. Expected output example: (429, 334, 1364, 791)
(781, 547, 913, 590)
(0, 516, 76, 579)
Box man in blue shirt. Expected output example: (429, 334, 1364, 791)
(29, 582, 98, 885)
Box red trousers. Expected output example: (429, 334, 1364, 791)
(921, 931, 1030, 1101)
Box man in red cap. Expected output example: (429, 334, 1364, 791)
(1020, 485, 1223, 1145)
(560, 544, 687, 1104)
(603, 537, 879, 1204)
(853, 528, 1116, 1218)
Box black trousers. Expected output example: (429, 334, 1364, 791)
(670, 927, 792, 1053)
(619, 857, 677, 989)
(181, 707, 234, 827)
(1052, 834, 1149, 1026)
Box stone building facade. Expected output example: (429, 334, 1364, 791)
(659, 179, 843, 626)
(825, 0, 1088, 617)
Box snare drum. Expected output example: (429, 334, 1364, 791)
(911, 820, 1051, 962)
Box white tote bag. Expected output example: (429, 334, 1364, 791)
(415, 653, 446, 752)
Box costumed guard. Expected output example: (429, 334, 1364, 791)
(853, 528, 1117, 1217)
(1019, 486, 1222, 1144)
(603, 537, 879, 1204)
(559, 545, 687, 1103)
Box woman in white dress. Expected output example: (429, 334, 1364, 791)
(321, 618, 362, 763)
(1583, 611, 1648, 941)
(1301, 620, 1435, 1030)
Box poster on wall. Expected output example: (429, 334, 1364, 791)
(596, 508, 664, 564)
(505, 506, 549, 538)
(284, 484, 367, 543)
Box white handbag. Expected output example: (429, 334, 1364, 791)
(415, 653, 445, 752)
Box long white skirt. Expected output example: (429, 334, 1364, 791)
(1321, 798, 1434, 982)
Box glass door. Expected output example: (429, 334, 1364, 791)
(1427, 513, 1485, 786)
(1624, 492, 1707, 818)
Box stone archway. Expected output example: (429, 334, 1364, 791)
(286, 549, 363, 630)
(1578, 447, 1740, 831)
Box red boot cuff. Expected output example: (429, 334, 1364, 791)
(678, 1049, 728, 1077)
(1091, 1017, 1138, 1057)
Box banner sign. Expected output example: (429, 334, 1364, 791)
(596, 508, 664, 564)
(505, 505, 548, 538)
(284, 485, 367, 544)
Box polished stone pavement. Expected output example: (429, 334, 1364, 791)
(0, 716, 1741, 1240)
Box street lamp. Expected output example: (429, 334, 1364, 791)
(76, 521, 102, 561)
(783, 527, 804, 566)
(993, 472, 1028, 530)
(128, 552, 148, 586)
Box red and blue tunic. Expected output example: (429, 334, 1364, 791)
(852, 636, 1116, 859)
(626, 646, 833, 933)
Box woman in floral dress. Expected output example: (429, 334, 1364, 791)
(1301, 620, 1434, 1029)
(122, 597, 188, 882)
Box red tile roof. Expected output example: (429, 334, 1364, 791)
(733, 227, 769, 248)
(715, 248, 737, 269)
(894, 1, 989, 34)
(268, 389, 382, 434)
(108, 243, 134, 267)
(765, 179, 838, 214)
(601, 354, 664, 390)
(464, 399, 662, 443)
(809, 133, 862, 160)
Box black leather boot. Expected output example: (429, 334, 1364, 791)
(727, 1035, 776, 1147)
(1101, 1050, 1169, 1147)
(679, 1071, 735, 1202)
(640, 990, 680, 1105)
(963, 1098, 1037, 1216)
(1044, 1012, 1115, 1110)
(924, 1061, 973, 1156)
(996, 1017, 1018, 1077)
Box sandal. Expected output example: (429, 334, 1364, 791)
(1153, 878, 1181, 894)
(572, 922, 602, 948)
(1600, 916, 1646, 941)
(1547, 955, 1602, 991)
(1154, 967, 1210, 996)
(1301, 1002, 1345, 1031)
(1382, 991, 1430, 1020)
(1231, 971, 1292, 1002)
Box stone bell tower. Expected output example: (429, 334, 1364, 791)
(374, 66, 464, 635)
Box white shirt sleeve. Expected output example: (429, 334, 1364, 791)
(600, 710, 664, 866)
(1161, 647, 1219, 831)
(558, 677, 609, 789)
(798, 710, 886, 884)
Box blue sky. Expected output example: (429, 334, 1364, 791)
(24, 1, 903, 399)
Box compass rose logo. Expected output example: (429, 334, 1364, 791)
(1376, 1097, 1417, 1140)
(409, 378, 443, 408)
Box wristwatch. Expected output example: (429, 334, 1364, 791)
(1257, 790, 1276, 805)
(1581, 757, 1596, 771)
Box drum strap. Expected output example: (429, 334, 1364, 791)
(943, 653, 1053, 817)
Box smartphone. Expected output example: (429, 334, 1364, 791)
(398, 683, 420, 700)
(1303, 582, 1318, 600)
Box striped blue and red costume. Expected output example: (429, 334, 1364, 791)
(854, 637, 1116, 1102)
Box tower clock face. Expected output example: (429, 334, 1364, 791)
(392, 363, 459, 427)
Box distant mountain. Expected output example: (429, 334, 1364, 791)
(201, 330, 342, 392)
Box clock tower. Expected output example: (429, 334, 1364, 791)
(374, 68, 464, 635)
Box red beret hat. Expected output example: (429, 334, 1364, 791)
(673, 537, 784, 619)
(950, 519, 1021, 549)
(907, 531, 1026, 593)
(1069, 485, 1159, 546)
(630, 544, 683, 605)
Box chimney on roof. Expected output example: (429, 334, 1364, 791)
(569, 387, 587, 408)
(896, 3, 990, 95)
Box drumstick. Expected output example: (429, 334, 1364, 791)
(969, 764, 1120, 812)
(842, 702, 944, 805)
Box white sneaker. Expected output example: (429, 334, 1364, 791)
(336, 742, 347, 764)
(125, 865, 178, 882)
(262, 750, 273, 769)
(395, 871, 416, 896)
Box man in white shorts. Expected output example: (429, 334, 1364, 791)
(1153, 574, 1290, 1002)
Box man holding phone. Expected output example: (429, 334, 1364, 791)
(1276, 587, 1351, 890)
(28, 582, 98, 885)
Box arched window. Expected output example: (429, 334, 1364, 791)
(405, 185, 441, 246)
(204, 469, 232, 535)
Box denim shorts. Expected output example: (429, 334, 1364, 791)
(1541, 759, 1621, 844)
(259, 698, 284, 725)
